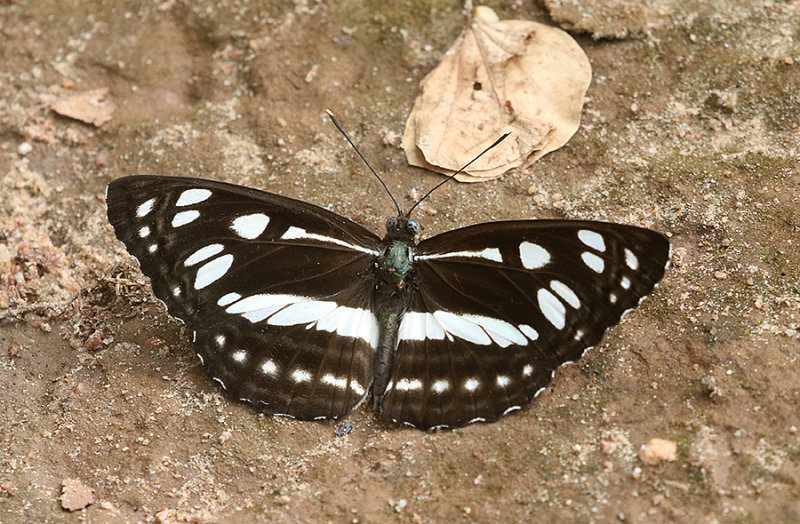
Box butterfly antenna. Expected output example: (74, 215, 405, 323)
(406, 132, 510, 216)
(326, 109, 402, 215)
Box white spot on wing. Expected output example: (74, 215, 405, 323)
(231, 213, 270, 239)
(396, 378, 422, 391)
(260, 360, 277, 375)
(217, 292, 241, 307)
(292, 369, 311, 383)
(609, 293, 618, 304)
(621, 276, 631, 289)
(231, 350, 247, 362)
(350, 379, 365, 396)
(185, 243, 224, 266)
(496, 375, 511, 387)
(432, 379, 449, 393)
(538, 288, 566, 329)
(581, 251, 605, 273)
(322, 373, 348, 389)
(172, 210, 200, 227)
(215, 334, 225, 346)
(578, 229, 606, 252)
(550, 280, 581, 309)
(464, 378, 480, 392)
(194, 254, 234, 289)
(136, 198, 156, 217)
(417, 247, 503, 263)
(519, 241, 550, 270)
(523, 364, 533, 376)
(138, 226, 150, 238)
(148, 244, 158, 253)
(625, 248, 639, 270)
(519, 324, 539, 341)
(176, 188, 212, 207)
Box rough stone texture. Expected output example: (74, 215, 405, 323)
(543, 0, 647, 39)
(0, 1, 798, 522)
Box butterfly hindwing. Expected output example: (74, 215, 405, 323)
(379, 221, 670, 428)
(106, 175, 382, 420)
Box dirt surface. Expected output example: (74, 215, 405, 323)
(1, 1, 798, 522)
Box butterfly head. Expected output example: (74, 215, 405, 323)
(385, 215, 420, 242)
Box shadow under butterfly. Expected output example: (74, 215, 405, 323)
(106, 112, 671, 430)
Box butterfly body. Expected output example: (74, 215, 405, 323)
(107, 175, 670, 429)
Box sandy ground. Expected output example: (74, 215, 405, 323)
(0, 0, 798, 522)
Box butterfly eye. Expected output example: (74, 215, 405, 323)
(386, 217, 398, 231)
(407, 220, 420, 235)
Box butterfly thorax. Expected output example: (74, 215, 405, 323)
(376, 215, 419, 284)
(378, 241, 412, 283)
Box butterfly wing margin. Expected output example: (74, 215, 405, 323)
(106, 175, 382, 420)
(380, 220, 671, 429)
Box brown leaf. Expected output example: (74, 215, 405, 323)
(402, 6, 591, 182)
(50, 88, 116, 127)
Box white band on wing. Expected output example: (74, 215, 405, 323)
(224, 293, 379, 348)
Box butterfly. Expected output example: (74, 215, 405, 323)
(106, 126, 670, 430)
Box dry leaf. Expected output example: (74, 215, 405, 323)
(402, 6, 591, 182)
(50, 87, 116, 127)
(60, 478, 94, 511)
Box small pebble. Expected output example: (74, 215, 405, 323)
(304, 64, 319, 83)
(335, 421, 353, 437)
(701, 375, 722, 399)
(714, 271, 727, 280)
(640, 438, 677, 466)
(60, 478, 94, 511)
(17, 142, 32, 156)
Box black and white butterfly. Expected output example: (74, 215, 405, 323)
(106, 132, 670, 430)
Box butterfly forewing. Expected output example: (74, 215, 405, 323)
(106, 175, 382, 420)
(379, 221, 670, 428)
